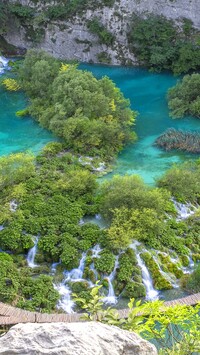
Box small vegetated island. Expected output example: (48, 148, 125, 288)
(0, 4, 200, 354)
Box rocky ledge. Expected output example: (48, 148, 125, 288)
(0, 321, 157, 355)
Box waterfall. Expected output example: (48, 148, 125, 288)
(54, 283, 74, 314)
(91, 244, 102, 258)
(68, 253, 86, 281)
(173, 199, 196, 220)
(27, 237, 39, 268)
(130, 242, 159, 301)
(0, 56, 9, 75)
(55, 252, 87, 313)
(183, 256, 195, 275)
(95, 214, 101, 220)
(51, 261, 61, 275)
(79, 218, 85, 226)
(10, 200, 18, 212)
(103, 255, 119, 304)
(89, 245, 102, 282)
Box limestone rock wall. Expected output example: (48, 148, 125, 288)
(4, 0, 200, 64)
(0, 321, 158, 355)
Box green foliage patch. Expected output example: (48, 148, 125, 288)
(168, 73, 200, 118)
(17, 50, 137, 160)
(128, 14, 200, 74)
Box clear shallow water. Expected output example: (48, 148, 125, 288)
(80, 64, 200, 184)
(0, 76, 55, 157)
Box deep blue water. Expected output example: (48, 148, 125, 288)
(0, 64, 199, 184)
(0, 80, 55, 157)
(80, 64, 200, 184)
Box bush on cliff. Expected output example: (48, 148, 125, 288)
(128, 14, 200, 74)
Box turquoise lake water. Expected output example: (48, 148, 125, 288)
(0, 64, 199, 184)
(80, 64, 200, 184)
(0, 80, 55, 157)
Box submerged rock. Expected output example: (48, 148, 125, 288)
(0, 321, 157, 355)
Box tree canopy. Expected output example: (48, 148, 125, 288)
(168, 73, 200, 118)
(17, 50, 137, 160)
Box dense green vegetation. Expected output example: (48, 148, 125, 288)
(158, 160, 200, 203)
(182, 264, 200, 293)
(155, 128, 200, 153)
(87, 18, 115, 46)
(0, 144, 199, 310)
(128, 14, 200, 74)
(74, 284, 200, 355)
(0, 50, 200, 320)
(0, 145, 100, 309)
(168, 73, 200, 118)
(0, 252, 59, 311)
(16, 50, 136, 160)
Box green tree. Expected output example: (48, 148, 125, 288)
(168, 73, 200, 118)
(128, 14, 200, 74)
(17, 50, 137, 160)
(0, 254, 20, 303)
(107, 207, 166, 249)
(99, 175, 172, 221)
(158, 160, 200, 203)
(0, 153, 35, 190)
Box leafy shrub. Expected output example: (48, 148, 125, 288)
(87, 18, 115, 46)
(158, 160, 200, 203)
(181, 264, 200, 293)
(168, 73, 200, 118)
(94, 250, 115, 274)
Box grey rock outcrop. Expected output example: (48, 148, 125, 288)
(5, 0, 200, 65)
(0, 321, 157, 355)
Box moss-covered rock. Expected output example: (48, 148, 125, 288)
(94, 250, 115, 274)
(180, 255, 190, 267)
(158, 253, 183, 279)
(83, 267, 97, 284)
(70, 281, 90, 294)
(141, 252, 172, 290)
(192, 253, 200, 262)
(123, 281, 146, 298)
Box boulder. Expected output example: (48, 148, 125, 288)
(0, 321, 157, 355)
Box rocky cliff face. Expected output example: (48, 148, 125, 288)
(0, 321, 158, 355)
(4, 0, 200, 64)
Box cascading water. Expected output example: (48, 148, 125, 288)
(10, 200, 18, 212)
(68, 253, 86, 280)
(172, 199, 196, 220)
(55, 252, 87, 313)
(54, 283, 75, 314)
(103, 255, 119, 304)
(0, 56, 9, 75)
(51, 261, 61, 275)
(89, 244, 102, 281)
(153, 255, 178, 289)
(26, 237, 39, 268)
(130, 242, 159, 300)
(91, 244, 102, 258)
